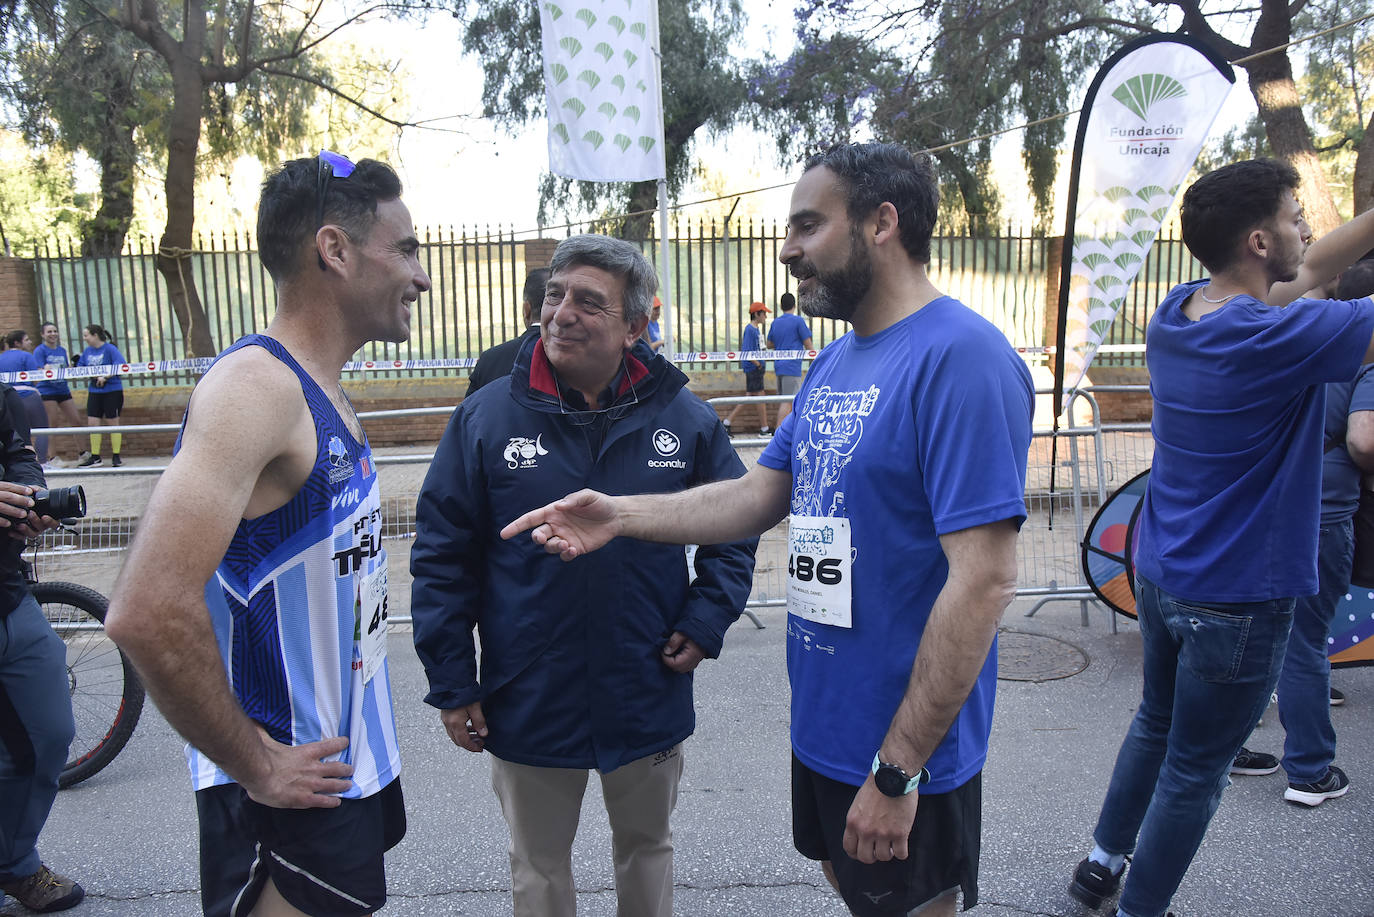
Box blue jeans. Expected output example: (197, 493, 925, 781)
(1277, 521, 1348, 783)
(1093, 575, 1294, 917)
(0, 592, 75, 881)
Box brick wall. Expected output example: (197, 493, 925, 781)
(0, 257, 39, 336)
(524, 238, 559, 268)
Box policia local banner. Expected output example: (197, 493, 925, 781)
(1052, 34, 1235, 419)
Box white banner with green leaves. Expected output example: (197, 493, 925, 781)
(538, 0, 665, 182)
(1056, 35, 1235, 409)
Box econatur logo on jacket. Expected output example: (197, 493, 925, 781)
(327, 435, 354, 483)
(648, 428, 686, 469)
(504, 435, 549, 470)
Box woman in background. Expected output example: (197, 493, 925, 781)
(76, 324, 125, 468)
(33, 322, 84, 465)
(0, 330, 50, 465)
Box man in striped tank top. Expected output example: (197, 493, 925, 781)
(108, 152, 430, 917)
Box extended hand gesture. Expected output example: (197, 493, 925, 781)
(240, 728, 353, 809)
(500, 489, 622, 561)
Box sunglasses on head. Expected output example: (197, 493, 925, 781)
(316, 150, 356, 270)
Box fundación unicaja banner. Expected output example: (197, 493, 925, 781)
(1052, 34, 1235, 419)
(538, 0, 666, 182)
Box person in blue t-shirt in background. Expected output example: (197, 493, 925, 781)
(1069, 159, 1374, 917)
(504, 142, 1034, 917)
(766, 291, 812, 427)
(723, 300, 771, 436)
(646, 295, 665, 351)
(0, 330, 49, 466)
(75, 324, 125, 467)
(33, 322, 86, 466)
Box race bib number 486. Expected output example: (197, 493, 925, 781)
(786, 514, 852, 628)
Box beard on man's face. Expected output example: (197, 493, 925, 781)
(796, 230, 872, 323)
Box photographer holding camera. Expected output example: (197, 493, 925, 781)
(0, 381, 82, 914)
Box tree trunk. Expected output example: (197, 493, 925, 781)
(1354, 109, 1374, 217)
(1243, 1, 1341, 236)
(619, 179, 658, 241)
(155, 51, 218, 357)
(82, 124, 136, 257)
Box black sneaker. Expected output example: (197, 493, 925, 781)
(1285, 765, 1350, 807)
(0, 864, 84, 912)
(76, 453, 101, 468)
(111, 454, 122, 467)
(1069, 857, 1122, 909)
(1231, 746, 1280, 775)
(1330, 686, 1346, 706)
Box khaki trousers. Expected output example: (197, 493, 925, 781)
(489, 744, 684, 917)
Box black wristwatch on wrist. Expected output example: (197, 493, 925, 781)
(871, 752, 930, 797)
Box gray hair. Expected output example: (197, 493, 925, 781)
(549, 234, 658, 324)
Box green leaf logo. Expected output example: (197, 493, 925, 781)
(614, 133, 632, 152)
(638, 135, 656, 153)
(575, 8, 596, 28)
(608, 15, 625, 34)
(583, 129, 605, 150)
(1131, 230, 1156, 247)
(1150, 207, 1169, 222)
(598, 101, 618, 120)
(1094, 275, 1122, 293)
(552, 123, 571, 144)
(1122, 208, 1148, 224)
(1114, 252, 1142, 270)
(546, 3, 563, 20)
(594, 41, 615, 62)
(1090, 319, 1115, 336)
(577, 69, 601, 90)
(1112, 73, 1187, 121)
(635, 79, 647, 93)
(551, 62, 569, 85)
(562, 98, 586, 118)
(1103, 186, 1131, 203)
(1138, 185, 1168, 200)
(1081, 252, 1109, 270)
(622, 104, 640, 123)
(611, 74, 626, 93)
(559, 36, 582, 57)
(623, 49, 638, 67)
(630, 21, 646, 39)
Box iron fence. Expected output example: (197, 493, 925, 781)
(28, 224, 1200, 383)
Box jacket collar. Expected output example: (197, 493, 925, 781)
(515, 335, 677, 413)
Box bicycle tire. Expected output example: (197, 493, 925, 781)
(33, 581, 145, 788)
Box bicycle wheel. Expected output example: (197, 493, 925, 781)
(32, 581, 145, 788)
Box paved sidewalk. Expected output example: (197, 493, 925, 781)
(34, 595, 1374, 916)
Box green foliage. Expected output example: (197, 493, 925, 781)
(460, 0, 748, 235)
(0, 131, 90, 252)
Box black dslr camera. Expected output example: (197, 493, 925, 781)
(33, 485, 86, 520)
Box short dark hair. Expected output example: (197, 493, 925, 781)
(549, 234, 658, 323)
(523, 268, 551, 308)
(780, 292, 796, 311)
(5, 329, 27, 349)
(803, 142, 940, 263)
(1338, 259, 1374, 299)
(1180, 158, 1300, 273)
(257, 155, 404, 281)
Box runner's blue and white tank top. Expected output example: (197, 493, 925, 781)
(180, 334, 401, 798)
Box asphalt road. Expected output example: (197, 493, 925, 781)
(29, 598, 1374, 916)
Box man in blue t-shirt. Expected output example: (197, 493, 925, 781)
(503, 142, 1034, 917)
(1070, 159, 1374, 917)
(767, 292, 812, 427)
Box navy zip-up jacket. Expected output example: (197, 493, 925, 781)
(411, 337, 757, 772)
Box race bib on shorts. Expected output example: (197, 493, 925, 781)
(786, 514, 852, 628)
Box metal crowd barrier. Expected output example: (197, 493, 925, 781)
(29, 385, 1155, 631)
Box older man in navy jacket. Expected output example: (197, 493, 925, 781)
(411, 234, 756, 917)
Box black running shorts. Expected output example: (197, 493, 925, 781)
(791, 755, 981, 915)
(85, 390, 123, 419)
(196, 778, 406, 917)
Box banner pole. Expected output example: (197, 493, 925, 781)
(650, 0, 672, 361)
